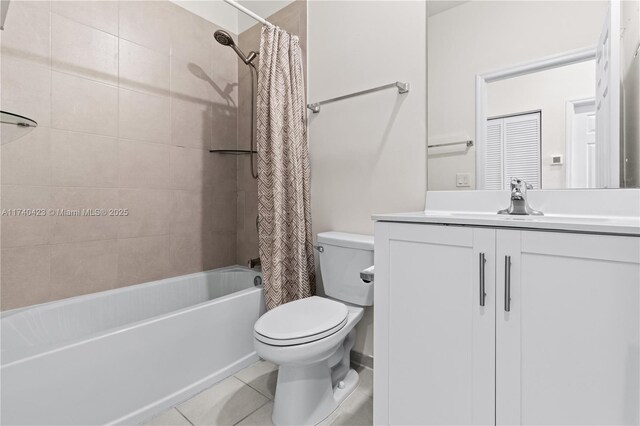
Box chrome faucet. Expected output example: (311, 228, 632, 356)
(497, 178, 543, 216)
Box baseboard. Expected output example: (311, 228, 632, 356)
(350, 350, 373, 370)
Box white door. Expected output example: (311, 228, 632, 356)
(567, 99, 597, 188)
(595, 0, 621, 188)
(375, 223, 495, 425)
(496, 230, 640, 425)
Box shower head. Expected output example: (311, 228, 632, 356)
(214, 30, 235, 47)
(214, 30, 258, 66)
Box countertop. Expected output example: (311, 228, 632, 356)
(372, 211, 640, 236)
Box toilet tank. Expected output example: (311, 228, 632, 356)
(317, 232, 374, 306)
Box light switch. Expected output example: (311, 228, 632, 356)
(456, 173, 471, 187)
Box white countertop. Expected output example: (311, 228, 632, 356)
(372, 211, 640, 236)
(372, 189, 640, 236)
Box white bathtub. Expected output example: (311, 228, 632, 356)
(0, 266, 265, 425)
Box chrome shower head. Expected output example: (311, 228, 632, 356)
(214, 29, 258, 66)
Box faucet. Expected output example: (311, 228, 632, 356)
(249, 257, 261, 269)
(497, 178, 543, 216)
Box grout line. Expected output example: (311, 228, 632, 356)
(232, 400, 271, 426)
(234, 374, 274, 401)
(175, 407, 195, 426)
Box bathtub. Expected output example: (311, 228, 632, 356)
(0, 266, 265, 425)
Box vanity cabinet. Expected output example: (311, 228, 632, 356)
(374, 222, 640, 426)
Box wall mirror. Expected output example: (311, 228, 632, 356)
(427, 0, 639, 190)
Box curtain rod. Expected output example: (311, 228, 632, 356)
(224, 0, 273, 27)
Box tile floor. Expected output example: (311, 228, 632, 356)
(144, 360, 373, 426)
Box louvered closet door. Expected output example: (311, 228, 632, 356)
(503, 113, 541, 189)
(485, 120, 504, 190)
(484, 112, 541, 190)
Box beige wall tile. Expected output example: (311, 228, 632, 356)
(170, 55, 214, 103)
(119, 89, 171, 144)
(51, 71, 118, 136)
(50, 240, 118, 300)
(118, 189, 172, 238)
(51, 1, 119, 36)
(118, 139, 172, 189)
(170, 190, 211, 235)
(0, 185, 51, 248)
(1, 127, 51, 186)
(1, 57, 51, 128)
(211, 102, 238, 150)
(0, 0, 50, 66)
(50, 187, 119, 244)
(170, 146, 207, 190)
(0, 0, 250, 310)
(119, 39, 170, 97)
(211, 189, 237, 232)
(51, 13, 118, 85)
(119, 1, 172, 53)
(208, 231, 237, 270)
(117, 235, 171, 287)
(169, 231, 208, 276)
(51, 129, 118, 187)
(170, 8, 215, 66)
(1, 246, 51, 311)
(171, 98, 213, 149)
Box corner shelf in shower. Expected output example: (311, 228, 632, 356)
(209, 149, 257, 155)
(1, 110, 38, 145)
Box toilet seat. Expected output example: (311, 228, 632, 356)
(254, 296, 348, 346)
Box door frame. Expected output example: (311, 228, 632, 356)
(475, 46, 597, 189)
(565, 97, 597, 188)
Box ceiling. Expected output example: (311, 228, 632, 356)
(170, 0, 296, 34)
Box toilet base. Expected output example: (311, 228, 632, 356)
(272, 364, 359, 426)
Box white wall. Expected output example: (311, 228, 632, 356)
(427, 1, 607, 190)
(308, 1, 427, 357)
(488, 61, 596, 189)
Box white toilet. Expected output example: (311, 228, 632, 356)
(253, 231, 374, 426)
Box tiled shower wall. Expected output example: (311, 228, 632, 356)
(0, 1, 240, 310)
(235, 0, 307, 265)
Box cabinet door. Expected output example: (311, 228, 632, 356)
(496, 230, 640, 425)
(375, 223, 495, 425)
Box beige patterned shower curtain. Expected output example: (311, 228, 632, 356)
(256, 25, 315, 310)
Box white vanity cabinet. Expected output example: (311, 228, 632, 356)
(374, 221, 640, 426)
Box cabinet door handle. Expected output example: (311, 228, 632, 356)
(504, 255, 511, 312)
(479, 253, 486, 307)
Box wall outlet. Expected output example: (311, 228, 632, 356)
(456, 173, 471, 187)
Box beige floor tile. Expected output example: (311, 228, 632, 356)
(234, 361, 278, 399)
(234, 402, 274, 426)
(144, 408, 192, 426)
(318, 386, 374, 426)
(328, 396, 373, 426)
(354, 367, 373, 398)
(177, 376, 268, 426)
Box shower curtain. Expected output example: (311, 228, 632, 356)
(256, 25, 315, 310)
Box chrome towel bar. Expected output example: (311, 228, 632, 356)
(307, 81, 409, 114)
(427, 140, 474, 148)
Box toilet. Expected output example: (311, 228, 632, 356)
(253, 231, 374, 426)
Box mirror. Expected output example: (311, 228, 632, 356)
(427, 0, 640, 190)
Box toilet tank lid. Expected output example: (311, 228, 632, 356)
(317, 232, 373, 251)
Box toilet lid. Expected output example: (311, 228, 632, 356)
(254, 296, 348, 346)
